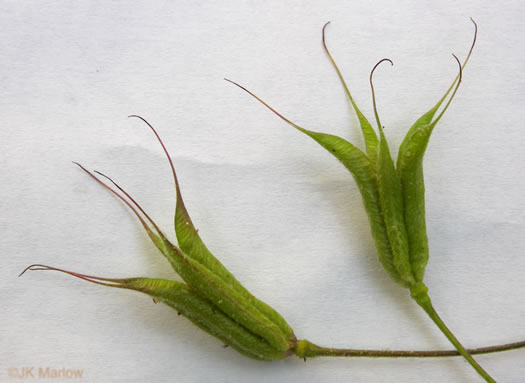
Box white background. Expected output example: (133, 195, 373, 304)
(1, 1, 524, 382)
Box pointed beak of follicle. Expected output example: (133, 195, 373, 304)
(18, 264, 127, 288)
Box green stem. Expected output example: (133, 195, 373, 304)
(294, 339, 525, 359)
(411, 286, 496, 383)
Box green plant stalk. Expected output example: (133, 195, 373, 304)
(294, 339, 525, 358)
(411, 285, 495, 382)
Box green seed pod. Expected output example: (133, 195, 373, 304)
(397, 30, 475, 283)
(122, 116, 295, 351)
(133, 116, 295, 341)
(21, 266, 288, 360)
(294, 129, 404, 286)
(223, 79, 407, 287)
(377, 127, 414, 287)
(23, 119, 295, 360)
(397, 122, 434, 284)
(396, 114, 436, 283)
(158, 238, 291, 352)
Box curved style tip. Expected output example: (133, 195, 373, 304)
(451, 53, 462, 83)
(128, 114, 147, 123)
(322, 21, 331, 34)
(19, 264, 45, 277)
(72, 161, 89, 172)
(369, 58, 394, 129)
(322, 22, 331, 47)
(127, 113, 184, 195)
(369, 58, 394, 89)
(372, 58, 394, 71)
(18, 264, 129, 288)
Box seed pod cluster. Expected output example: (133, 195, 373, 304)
(228, 20, 476, 294)
(22, 116, 296, 361)
(23, 19, 506, 382)
(225, 19, 500, 382)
